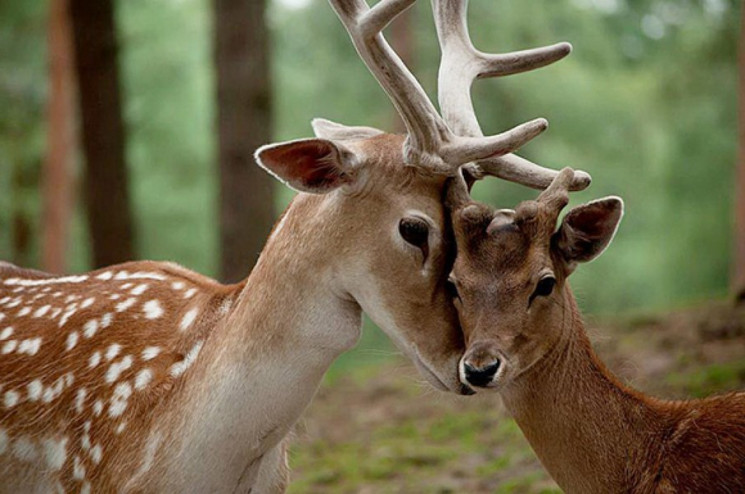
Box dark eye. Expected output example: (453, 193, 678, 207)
(530, 276, 556, 303)
(399, 218, 429, 252)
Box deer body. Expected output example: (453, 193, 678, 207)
(448, 168, 745, 493)
(502, 293, 745, 493)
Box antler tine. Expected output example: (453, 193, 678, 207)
(328, 0, 547, 173)
(432, 0, 591, 191)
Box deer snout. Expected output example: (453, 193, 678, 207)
(460, 342, 503, 388)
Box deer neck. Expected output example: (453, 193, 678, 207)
(161, 194, 364, 491)
(500, 290, 665, 493)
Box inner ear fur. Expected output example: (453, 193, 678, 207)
(311, 118, 385, 141)
(255, 138, 359, 194)
(553, 196, 624, 267)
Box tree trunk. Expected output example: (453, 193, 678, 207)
(69, 0, 134, 268)
(214, 0, 275, 283)
(42, 0, 75, 274)
(735, 2, 745, 301)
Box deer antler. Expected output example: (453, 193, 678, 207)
(327, 0, 549, 175)
(432, 0, 591, 190)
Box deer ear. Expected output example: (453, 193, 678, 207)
(311, 118, 384, 141)
(553, 197, 624, 269)
(255, 138, 359, 194)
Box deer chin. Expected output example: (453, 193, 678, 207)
(410, 349, 471, 395)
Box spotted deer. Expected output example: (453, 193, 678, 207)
(446, 168, 745, 493)
(0, 1, 590, 492)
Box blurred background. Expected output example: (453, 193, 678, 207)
(0, 0, 743, 491)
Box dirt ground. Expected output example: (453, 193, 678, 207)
(287, 302, 745, 493)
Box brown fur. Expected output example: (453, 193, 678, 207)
(448, 172, 745, 493)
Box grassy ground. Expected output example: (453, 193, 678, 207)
(287, 302, 745, 493)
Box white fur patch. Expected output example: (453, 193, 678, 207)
(4, 390, 20, 408)
(73, 455, 86, 479)
(33, 305, 51, 317)
(27, 380, 43, 401)
(81, 297, 95, 309)
(18, 337, 42, 355)
(106, 344, 122, 361)
(101, 313, 114, 328)
(109, 381, 132, 417)
(93, 400, 104, 417)
(0, 327, 13, 340)
(105, 355, 133, 383)
(90, 444, 102, 464)
(131, 284, 149, 296)
(75, 388, 87, 413)
(83, 319, 99, 339)
(142, 346, 161, 361)
(134, 369, 153, 390)
(171, 281, 185, 290)
(169, 340, 204, 377)
(89, 351, 102, 369)
(143, 300, 164, 319)
(12, 436, 37, 461)
(0, 429, 7, 454)
(184, 288, 197, 299)
(66, 331, 79, 351)
(17, 307, 31, 317)
(1, 340, 17, 354)
(116, 298, 137, 313)
(180, 308, 198, 332)
(43, 437, 68, 471)
(4, 275, 88, 287)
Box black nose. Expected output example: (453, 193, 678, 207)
(464, 360, 500, 388)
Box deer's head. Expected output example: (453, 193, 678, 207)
(446, 168, 623, 391)
(255, 0, 592, 394)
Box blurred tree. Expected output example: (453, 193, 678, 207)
(69, 0, 134, 268)
(215, 0, 275, 283)
(42, 0, 75, 274)
(735, 0, 745, 301)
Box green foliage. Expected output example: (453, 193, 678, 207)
(0, 0, 739, 314)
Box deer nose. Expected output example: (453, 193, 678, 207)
(463, 360, 500, 388)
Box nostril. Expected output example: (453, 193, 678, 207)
(464, 360, 501, 388)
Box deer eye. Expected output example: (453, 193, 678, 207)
(535, 276, 556, 297)
(530, 276, 556, 303)
(399, 218, 429, 251)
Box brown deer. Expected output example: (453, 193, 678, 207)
(446, 168, 745, 493)
(0, 1, 591, 492)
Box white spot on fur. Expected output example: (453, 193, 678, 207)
(134, 369, 153, 390)
(184, 288, 197, 299)
(66, 332, 79, 351)
(101, 313, 113, 328)
(109, 294, 121, 301)
(75, 388, 87, 413)
(106, 344, 121, 361)
(6, 298, 21, 308)
(33, 305, 51, 317)
(116, 298, 137, 313)
(143, 300, 164, 319)
(81, 481, 91, 494)
(81, 297, 95, 309)
(141, 346, 160, 361)
(43, 437, 68, 471)
(4, 275, 88, 287)
(131, 284, 149, 295)
(4, 390, 20, 408)
(106, 355, 133, 383)
(0, 429, 7, 454)
(17, 307, 31, 317)
(83, 319, 99, 339)
(58, 309, 76, 327)
(88, 351, 102, 370)
(109, 381, 132, 417)
(96, 271, 113, 280)
(27, 380, 43, 401)
(170, 340, 204, 377)
(93, 400, 104, 416)
(90, 444, 102, 464)
(81, 432, 90, 452)
(2, 340, 17, 354)
(171, 281, 185, 290)
(50, 307, 62, 318)
(73, 455, 86, 479)
(12, 436, 37, 461)
(18, 337, 41, 355)
(0, 312, 4, 321)
(121, 283, 134, 290)
(115, 422, 126, 434)
(180, 308, 198, 332)
(0, 327, 13, 340)
(43, 377, 65, 403)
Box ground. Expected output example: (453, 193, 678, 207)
(287, 302, 745, 493)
